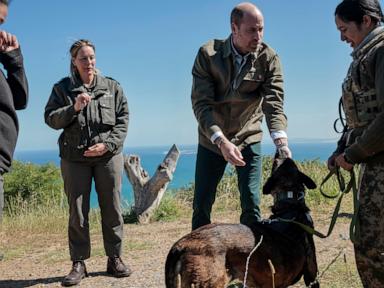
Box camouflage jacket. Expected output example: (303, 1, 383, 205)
(45, 74, 129, 162)
(191, 36, 287, 154)
(337, 27, 384, 164)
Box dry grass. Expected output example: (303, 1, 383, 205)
(0, 159, 363, 287)
(0, 193, 363, 287)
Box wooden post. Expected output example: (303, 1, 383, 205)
(124, 144, 180, 224)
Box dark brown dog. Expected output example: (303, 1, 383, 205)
(165, 158, 319, 288)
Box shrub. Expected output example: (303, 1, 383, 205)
(3, 160, 64, 215)
(170, 156, 351, 217)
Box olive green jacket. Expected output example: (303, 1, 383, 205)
(191, 36, 287, 153)
(336, 27, 384, 164)
(44, 74, 129, 162)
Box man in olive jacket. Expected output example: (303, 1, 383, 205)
(191, 2, 290, 230)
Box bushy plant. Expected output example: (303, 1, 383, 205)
(153, 193, 186, 221)
(3, 157, 352, 224)
(3, 160, 64, 215)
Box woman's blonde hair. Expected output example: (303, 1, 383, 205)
(69, 39, 97, 84)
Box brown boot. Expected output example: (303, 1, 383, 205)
(107, 256, 132, 277)
(62, 261, 88, 286)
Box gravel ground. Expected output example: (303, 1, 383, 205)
(0, 214, 359, 288)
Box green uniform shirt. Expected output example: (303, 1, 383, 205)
(191, 36, 287, 153)
(44, 74, 129, 162)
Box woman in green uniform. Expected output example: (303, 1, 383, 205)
(328, 0, 384, 286)
(45, 39, 130, 286)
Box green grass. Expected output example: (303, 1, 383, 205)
(3, 157, 356, 233)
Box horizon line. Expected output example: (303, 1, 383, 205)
(15, 137, 339, 153)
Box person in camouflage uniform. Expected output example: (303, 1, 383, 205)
(45, 39, 130, 286)
(328, 0, 384, 286)
(191, 2, 291, 230)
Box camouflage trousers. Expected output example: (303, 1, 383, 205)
(354, 161, 384, 287)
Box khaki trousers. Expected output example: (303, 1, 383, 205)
(61, 153, 124, 261)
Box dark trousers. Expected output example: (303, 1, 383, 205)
(61, 153, 124, 261)
(192, 143, 262, 230)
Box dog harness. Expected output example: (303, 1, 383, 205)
(273, 190, 305, 203)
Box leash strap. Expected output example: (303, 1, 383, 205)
(278, 168, 360, 243)
(349, 171, 360, 243)
(319, 167, 345, 198)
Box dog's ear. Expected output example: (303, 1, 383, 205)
(263, 176, 275, 195)
(299, 172, 317, 189)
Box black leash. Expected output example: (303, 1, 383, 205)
(319, 167, 359, 243)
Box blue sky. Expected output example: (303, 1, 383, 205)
(3, 0, 375, 150)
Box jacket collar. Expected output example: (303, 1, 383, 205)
(352, 26, 384, 59)
(223, 34, 262, 60)
(70, 74, 109, 94)
(223, 36, 233, 58)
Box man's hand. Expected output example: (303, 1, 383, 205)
(74, 93, 92, 112)
(217, 137, 245, 166)
(0, 31, 19, 52)
(274, 138, 292, 159)
(84, 143, 108, 157)
(335, 153, 354, 171)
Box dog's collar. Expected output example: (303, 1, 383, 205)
(274, 191, 305, 203)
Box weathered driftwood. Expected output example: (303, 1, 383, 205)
(124, 144, 180, 224)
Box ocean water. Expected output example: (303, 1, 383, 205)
(13, 142, 336, 208)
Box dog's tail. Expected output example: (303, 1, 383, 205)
(165, 247, 183, 288)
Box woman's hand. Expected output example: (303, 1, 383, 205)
(74, 93, 92, 112)
(84, 143, 108, 157)
(335, 153, 354, 171)
(327, 153, 338, 171)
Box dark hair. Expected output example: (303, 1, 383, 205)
(335, 0, 384, 25)
(0, 0, 8, 6)
(231, 7, 244, 26)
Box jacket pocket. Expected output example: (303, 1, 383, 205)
(99, 96, 116, 125)
(58, 132, 84, 160)
(239, 72, 265, 94)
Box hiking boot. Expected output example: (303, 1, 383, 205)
(107, 256, 132, 277)
(62, 261, 88, 286)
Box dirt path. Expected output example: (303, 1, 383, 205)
(0, 214, 361, 288)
